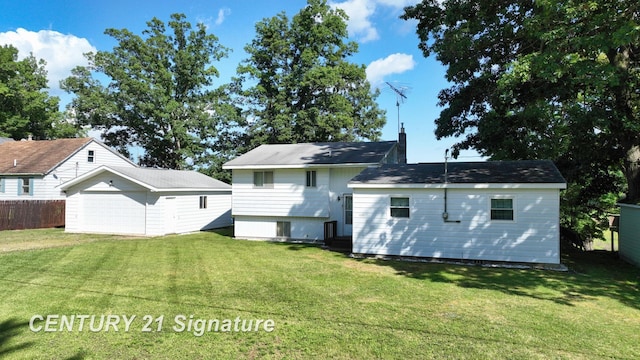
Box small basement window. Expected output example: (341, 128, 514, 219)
(390, 197, 410, 218)
(491, 198, 514, 221)
(276, 221, 291, 237)
(199, 196, 208, 209)
(87, 150, 95, 163)
(253, 171, 274, 188)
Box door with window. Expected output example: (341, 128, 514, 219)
(343, 194, 353, 236)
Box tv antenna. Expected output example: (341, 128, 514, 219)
(385, 82, 409, 133)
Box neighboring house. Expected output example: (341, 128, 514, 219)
(60, 166, 232, 236)
(0, 137, 136, 200)
(0, 138, 136, 230)
(348, 161, 567, 264)
(222, 140, 401, 241)
(618, 203, 640, 267)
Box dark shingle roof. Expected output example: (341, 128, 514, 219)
(223, 141, 397, 168)
(350, 160, 566, 184)
(107, 166, 231, 190)
(0, 138, 94, 175)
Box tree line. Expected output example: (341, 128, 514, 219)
(2, 0, 638, 241)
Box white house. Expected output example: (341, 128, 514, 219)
(348, 161, 567, 264)
(60, 166, 232, 236)
(0, 137, 136, 230)
(0, 137, 136, 200)
(222, 140, 401, 241)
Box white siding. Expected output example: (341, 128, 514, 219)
(0, 140, 134, 201)
(65, 172, 232, 236)
(234, 215, 325, 241)
(352, 188, 561, 264)
(232, 168, 331, 217)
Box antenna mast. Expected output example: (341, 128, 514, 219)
(385, 82, 408, 133)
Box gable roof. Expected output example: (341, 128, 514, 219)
(59, 165, 231, 192)
(223, 141, 397, 169)
(0, 138, 133, 175)
(349, 160, 566, 189)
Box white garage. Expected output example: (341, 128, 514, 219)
(61, 166, 232, 236)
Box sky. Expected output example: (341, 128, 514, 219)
(0, 0, 483, 163)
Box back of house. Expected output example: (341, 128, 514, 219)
(223, 141, 399, 241)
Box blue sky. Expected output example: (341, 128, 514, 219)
(0, 0, 482, 163)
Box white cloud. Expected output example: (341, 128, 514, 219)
(366, 53, 416, 86)
(0, 28, 96, 95)
(215, 8, 231, 26)
(330, 0, 421, 43)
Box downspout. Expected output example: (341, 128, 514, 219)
(443, 149, 461, 223)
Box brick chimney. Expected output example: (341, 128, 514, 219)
(398, 123, 407, 164)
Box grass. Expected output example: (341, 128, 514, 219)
(0, 228, 639, 359)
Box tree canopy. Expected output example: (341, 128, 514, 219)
(234, 0, 386, 147)
(403, 0, 639, 239)
(62, 13, 237, 169)
(0, 45, 78, 140)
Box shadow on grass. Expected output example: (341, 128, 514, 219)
(0, 318, 33, 358)
(352, 248, 640, 309)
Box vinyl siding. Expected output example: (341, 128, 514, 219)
(352, 188, 561, 264)
(232, 168, 331, 217)
(619, 204, 640, 267)
(234, 215, 325, 241)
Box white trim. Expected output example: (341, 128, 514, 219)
(348, 183, 567, 190)
(223, 162, 380, 170)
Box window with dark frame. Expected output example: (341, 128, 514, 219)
(87, 150, 95, 163)
(306, 170, 317, 187)
(490, 198, 514, 220)
(199, 195, 208, 209)
(253, 171, 274, 188)
(390, 197, 410, 218)
(276, 221, 291, 237)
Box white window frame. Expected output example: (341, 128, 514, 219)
(87, 149, 95, 163)
(19, 177, 33, 196)
(490, 195, 516, 222)
(306, 170, 317, 187)
(253, 171, 274, 188)
(390, 196, 410, 218)
(344, 194, 353, 225)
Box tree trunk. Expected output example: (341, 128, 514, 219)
(624, 145, 640, 203)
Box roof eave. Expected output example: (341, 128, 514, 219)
(224, 162, 379, 170)
(348, 182, 567, 189)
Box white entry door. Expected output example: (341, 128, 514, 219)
(343, 194, 353, 236)
(164, 197, 177, 234)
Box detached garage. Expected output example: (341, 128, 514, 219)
(60, 166, 232, 236)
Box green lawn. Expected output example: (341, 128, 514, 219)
(0, 228, 639, 359)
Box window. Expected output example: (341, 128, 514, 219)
(276, 221, 291, 237)
(253, 171, 274, 188)
(390, 197, 410, 218)
(0, 178, 4, 193)
(19, 177, 33, 196)
(199, 196, 207, 209)
(87, 150, 95, 163)
(306, 170, 317, 187)
(344, 195, 353, 225)
(491, 198, 514, 221)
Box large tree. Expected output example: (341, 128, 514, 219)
(234, 0, 386, 147)
(403, 1, 639, 238)
(0, 45, 78, 139)
(62, 13, 237, 169)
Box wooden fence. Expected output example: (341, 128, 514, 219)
(0, 200, 65, 230)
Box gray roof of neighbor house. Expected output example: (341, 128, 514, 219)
(223, 141, 397, 169)
(350, 160, 566, 185)
(0, 137, 14, 144)
(60, 165, 231, 191)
